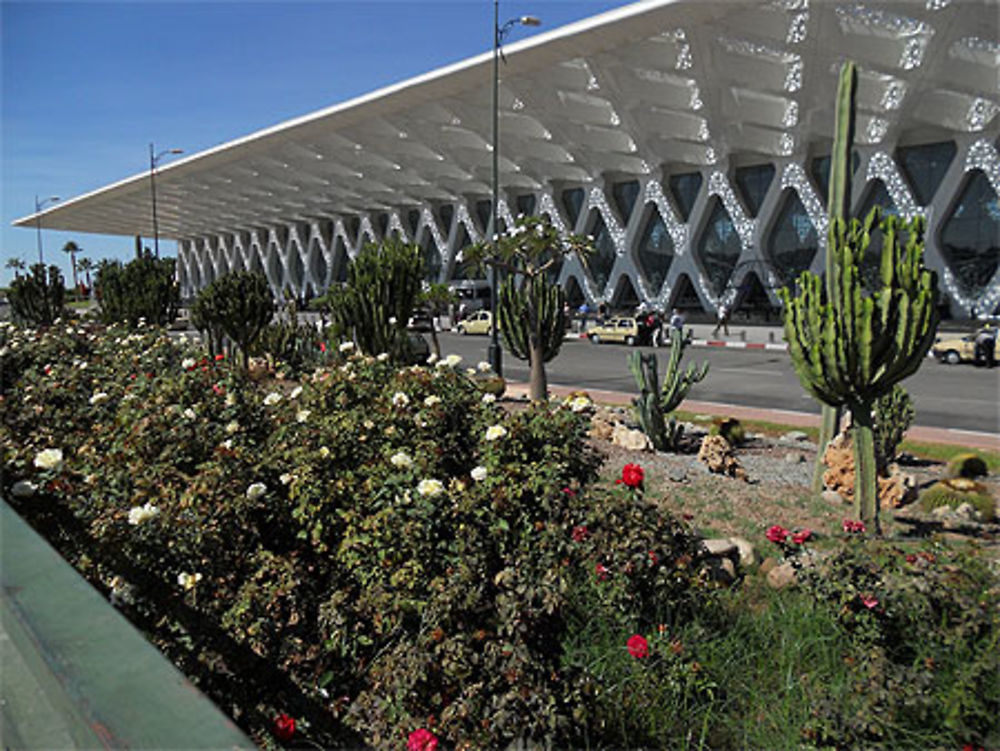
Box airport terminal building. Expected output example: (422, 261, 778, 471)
(16, 0, 1000, 319)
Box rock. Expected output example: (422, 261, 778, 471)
(705, 556, 737, 584)
(668, 469, 688, 483)
(782, 430, 809, 443)
(758, 556, 778, 576)
(588, 411, 616, 441)
(822, 489, 847, 505)
(955, 502, 980, 521)
(697, 434, 748, 481)
(822, 431, 917, 508)
(718, 557, 737, 581)
(611, 423, 652, 451)
(728, 536, 758, 567)
(784, 452, 806, 464)
(880, 469, 918, 509)
(700, 538, 737, 557)
(931, 504, 952, 517)
(766, 562, 797, 589)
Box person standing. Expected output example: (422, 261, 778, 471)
(712, 302, 730, 337)
(669, 308, 684, 333)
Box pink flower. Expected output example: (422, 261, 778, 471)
(842, 519, 866, 534)
(273, 713, 295, 742)
(571, 525, 589, 542)
(860, 594, 879, 610)
(319, 342, 327, 352)
(791, 528, 812, 545)
(765, 525, 789, 544)
(617, 463, 644, 489)
(214, 353, 225, 361)
(407, 728, 438, 751)
(905, 554, 917, 564)
(595, 563, 609, 581)
(562, 486, 577, 497)
(627, 634, 649, 659)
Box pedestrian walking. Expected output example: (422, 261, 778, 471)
(669, 308, 684, 332)
(712, 302, 730, 337)
(974, 324, 997, 368)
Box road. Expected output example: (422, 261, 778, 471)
(433, 331, 1000, 436)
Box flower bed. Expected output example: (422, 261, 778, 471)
(2, 320, 998, 750)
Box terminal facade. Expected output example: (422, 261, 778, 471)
(20, 1, 1000, 319)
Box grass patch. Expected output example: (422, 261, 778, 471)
(899, 440, 1000, 472)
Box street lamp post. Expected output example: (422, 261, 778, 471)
(34, 195, 60, 266)
(488, 3, 540, 376)
(149, 143, 183, 258)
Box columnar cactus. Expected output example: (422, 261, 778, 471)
(780, 209, 939, 531)
(8, 263, 65, 326)
(96, 253, 179, 327)
(810, 60, 858, 492)
(498, 274, 566, 399)
(328, 238, 423, 363)
(628, 328, 709, 451)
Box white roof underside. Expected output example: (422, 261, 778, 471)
(15, 0, 1000, 237)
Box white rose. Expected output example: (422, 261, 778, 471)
(289, 386, 303, 399)
(89, 392, 110, 405)
(338, 341, 355, 353)
(34, 448, 64, 471)
(225, 421, 240, 434)
(477, 361, 492, 373)
(485, 424, 508, 441)
(390, 452, 413, 469)
(417, 478, 444, 497)
(391, 391, 410, 407)
(128, 502, 159, 526)
(376, 353, 390, 362)
(181, 357, 196, 370)
(225, 392, 237, 407)
(423, 395, 441, 407)
(246, 482, 267, 501)
(183, 407, 197, 420)
(568, 396, 592, 413)
(471, 466, 488, 482)
(481, 393, 497, 405)
(263, 392, 282, 406)
(279, 473, 295, 486)
(177, 572, 203, 590)
(296, 409, 312, 423)
(426, 353, 439, 365)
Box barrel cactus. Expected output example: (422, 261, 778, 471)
(919, 478, 995, 521)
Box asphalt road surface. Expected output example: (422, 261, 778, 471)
(434, 331, 1000, 436)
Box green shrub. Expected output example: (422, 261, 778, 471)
(191, 271, 275, 369)
(8, 263, 65, 325)
(710, 417, 745, 446)
(946, 452, 989, 480)
(919, 478, 995, 521)
(96, 253, 179, 327)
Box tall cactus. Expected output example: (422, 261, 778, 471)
(328, 238, 423, 363)
(810, 60, 858, 492)
(628, 328, 709, 451)
(780, 209, 939, 531)
(8, 263, 65, 326)
(498, 274, 566, 400)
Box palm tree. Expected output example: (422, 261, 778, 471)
(62, 241, 81, 295)
(5, 257, 26, 280)
(76, 258, 95, 297)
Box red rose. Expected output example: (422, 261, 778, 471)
(273, 713, 295, 742)
(648, 550, 659, 565)
(407, 728, 438, 751)
(571, 525, 589, 542)
(765, 525, 789, 544)
(319, 341, 327, 352)
(627, 633, 649, 659)
(842, 519, 866, 534)
(905, 554, 917, 564)
(791, 528, 812, 545)
(619, 463, 644, 489)
(594, 563, 609, 581)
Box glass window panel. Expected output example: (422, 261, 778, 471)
(516, 194, 536, 216)
(419, 232, 442, 281)
(669, 172, 702, 221)
(612, 275, 640, 310)
(636, 210, 674, 294)
(940, 170, 1000, 299)
(587, 211, 617, 294)
(696, 197, 742, 296)
(451, 228, 476, 280)
(734, 164, 775, 217)
(407, 209, 421, 237)
(612, 180, 640, 224)
(897, 141, 956, 206)
(332, 238, 348, 283)
(475, 199, 493, 233)
(562, 188, 585, 227)
(437, 205, 454, 235)
(767, 190, 819, 286)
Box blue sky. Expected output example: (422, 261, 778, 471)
(1, 0, 626, 285)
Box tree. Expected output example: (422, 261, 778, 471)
(417, 282, 456, 358)
(62, 241, 82, 296)
(192, 271, 275, 370)
(466, 215, 592, 401)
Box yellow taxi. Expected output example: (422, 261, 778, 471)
(586, 317, 644, 346)
(457, 310, 492, 336)
(931, 328, 997, 364)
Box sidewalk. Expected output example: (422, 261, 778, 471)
(503, 381, 999, 452)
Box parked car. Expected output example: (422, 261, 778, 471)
(407, 310, 434, 332)
(586, 316, 653, 346)
(457, 310, 492, 336)
(931, 329, 997, 365)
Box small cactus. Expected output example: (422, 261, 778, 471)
(945, 453, 989, 480)
(709, 417, 746, 446)
(919, 478, 995, 521)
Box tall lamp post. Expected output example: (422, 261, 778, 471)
(488, 3, 540, 377)
(149, 143, 183, 258)
(34, 194, 61, 266)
